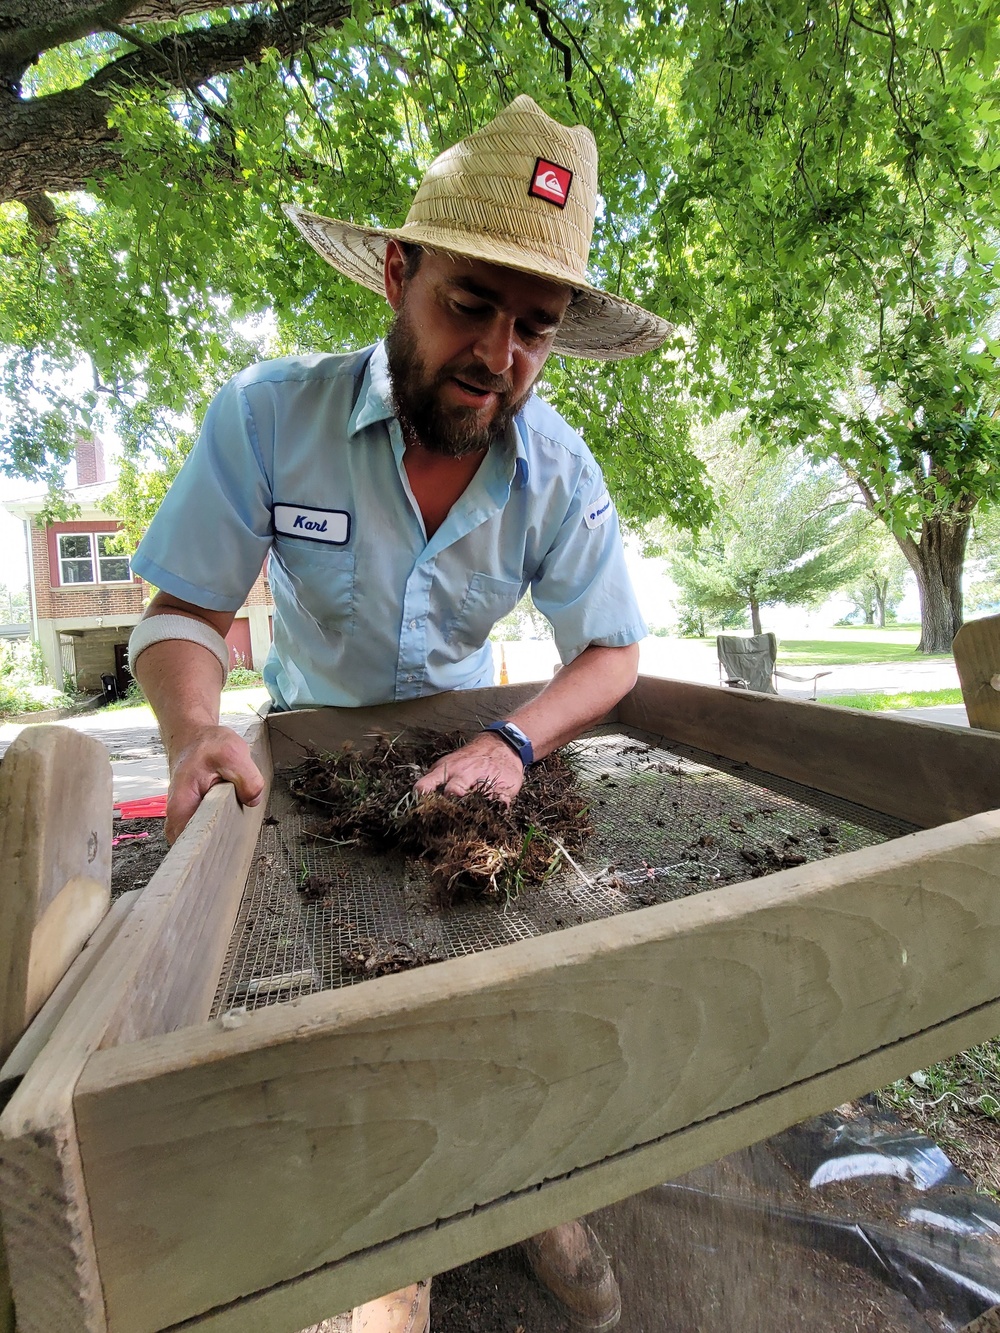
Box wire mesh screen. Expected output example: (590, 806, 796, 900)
(210, 726, 918, 1017)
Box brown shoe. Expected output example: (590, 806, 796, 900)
(522, 1221, 621, 1331)
(350, 1280, 431, 1333)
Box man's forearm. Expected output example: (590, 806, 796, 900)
(507, 642, 640, 760)
(132, 593, 232, 764)
(132, 594, 264, 842)
(135, 638, 226, 763)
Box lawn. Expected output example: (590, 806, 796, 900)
(825, 688, 964, 710)
(706, 626, 954, 667)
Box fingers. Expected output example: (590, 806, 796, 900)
(165, 773, 217, 845)
(414, 736, 525, 804)
(165, 727, 265, 844)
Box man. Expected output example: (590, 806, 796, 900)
(129, 95, 669, 1333)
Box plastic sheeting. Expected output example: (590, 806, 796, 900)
(651, 1100, 1000, 1331)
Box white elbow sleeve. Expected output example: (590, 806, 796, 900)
(128, 615, 230, 683)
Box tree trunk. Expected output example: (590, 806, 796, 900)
(874, 576, 888, 629)
(902, 516, 970, 653)
(749, 598, 762, 635)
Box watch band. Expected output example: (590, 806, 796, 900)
(483, 719, 535, 767)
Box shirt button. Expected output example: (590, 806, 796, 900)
(409, 619, 418, 630)
(406, 674, 415, 682)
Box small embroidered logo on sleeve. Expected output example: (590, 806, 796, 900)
(529, 158, 573, 208)
(584, 492, 613, 530)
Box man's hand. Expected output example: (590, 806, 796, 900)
(414, 732, 525, 803)
(166, 724, 265, 844)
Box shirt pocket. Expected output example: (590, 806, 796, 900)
(271, 539, 357, 634)
(448, 572, 523, 651)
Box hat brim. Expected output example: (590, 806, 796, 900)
(283, 205, 672, 361)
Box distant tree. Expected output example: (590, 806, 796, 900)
(654, 6, 1000, 652)
(0, 583, 30, 624)
(839, 523, 908, 627)
(966, 504, 1000, 616)
(749, 291, 1000, 652)
(490, 590, 552, 643)
(651, 442, 867, 636)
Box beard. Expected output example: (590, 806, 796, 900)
(385, 305, 533, 458)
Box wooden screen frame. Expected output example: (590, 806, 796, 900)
(2, 680, 1000, 1333)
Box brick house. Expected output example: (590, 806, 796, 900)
(3, 439, 274, 693)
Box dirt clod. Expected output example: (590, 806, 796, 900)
(341, 937, 443, 977)
(298, 875, 337, 901)
(289, 731, 592, 906)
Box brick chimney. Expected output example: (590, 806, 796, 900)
(74, 433, 106, 486)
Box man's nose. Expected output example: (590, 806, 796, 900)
(473, 318, 516, 375)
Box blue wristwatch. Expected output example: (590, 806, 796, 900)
(484, 719, 535, 767)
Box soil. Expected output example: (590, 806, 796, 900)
(430, 1182, 947, 1333)
(110, 815, 169, 898)
(289, 731, 590, 905)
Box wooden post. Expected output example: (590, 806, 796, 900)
(0, 727, 113, 1064)
(0, 724, 271, 1333)
(0, 726, 113, 1333)
(954, 614, 1000, 731)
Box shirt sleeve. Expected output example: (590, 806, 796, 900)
(530, 463, 648, 664)
(131, 375, 274, 613)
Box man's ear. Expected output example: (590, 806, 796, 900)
(384, 240, 406, 311)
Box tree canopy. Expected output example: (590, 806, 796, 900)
(3, 0, 999, 623)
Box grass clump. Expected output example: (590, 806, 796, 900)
(102, 679, 148, 710)
(227, 663, 264, 687)
(289, 730, 591, 906)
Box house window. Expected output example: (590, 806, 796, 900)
(57, 533, 132, 585)
(96, 534, 131, 582)
(58, 534, 95, 583)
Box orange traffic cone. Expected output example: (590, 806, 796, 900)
(499, 643, 509, 685)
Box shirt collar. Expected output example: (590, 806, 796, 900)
(348, 341, 394, 435)
(348, 338, 531, 488)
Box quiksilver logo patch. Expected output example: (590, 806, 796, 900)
(529, 158, 573, 209)
(584, 492, 613, 529)
(274, 503, 351, 545)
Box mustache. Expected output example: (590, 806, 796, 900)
(442, 363, 512, 395)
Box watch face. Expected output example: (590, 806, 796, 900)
(486, 720, 533, 765)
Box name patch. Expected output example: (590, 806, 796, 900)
(584, 492, 613, 530)
(274, 503, 351, 545)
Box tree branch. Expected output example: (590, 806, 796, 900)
(1, 0, 139, 87)
(1, 0, 397, 202)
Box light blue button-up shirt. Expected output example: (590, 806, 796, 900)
(132, 342, 647, 709)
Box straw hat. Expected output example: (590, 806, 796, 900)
(283, 95, 671, 361)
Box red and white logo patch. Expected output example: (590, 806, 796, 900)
(529, 158, 573, 209)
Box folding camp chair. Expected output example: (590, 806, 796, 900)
(717, 633, 831, 701)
